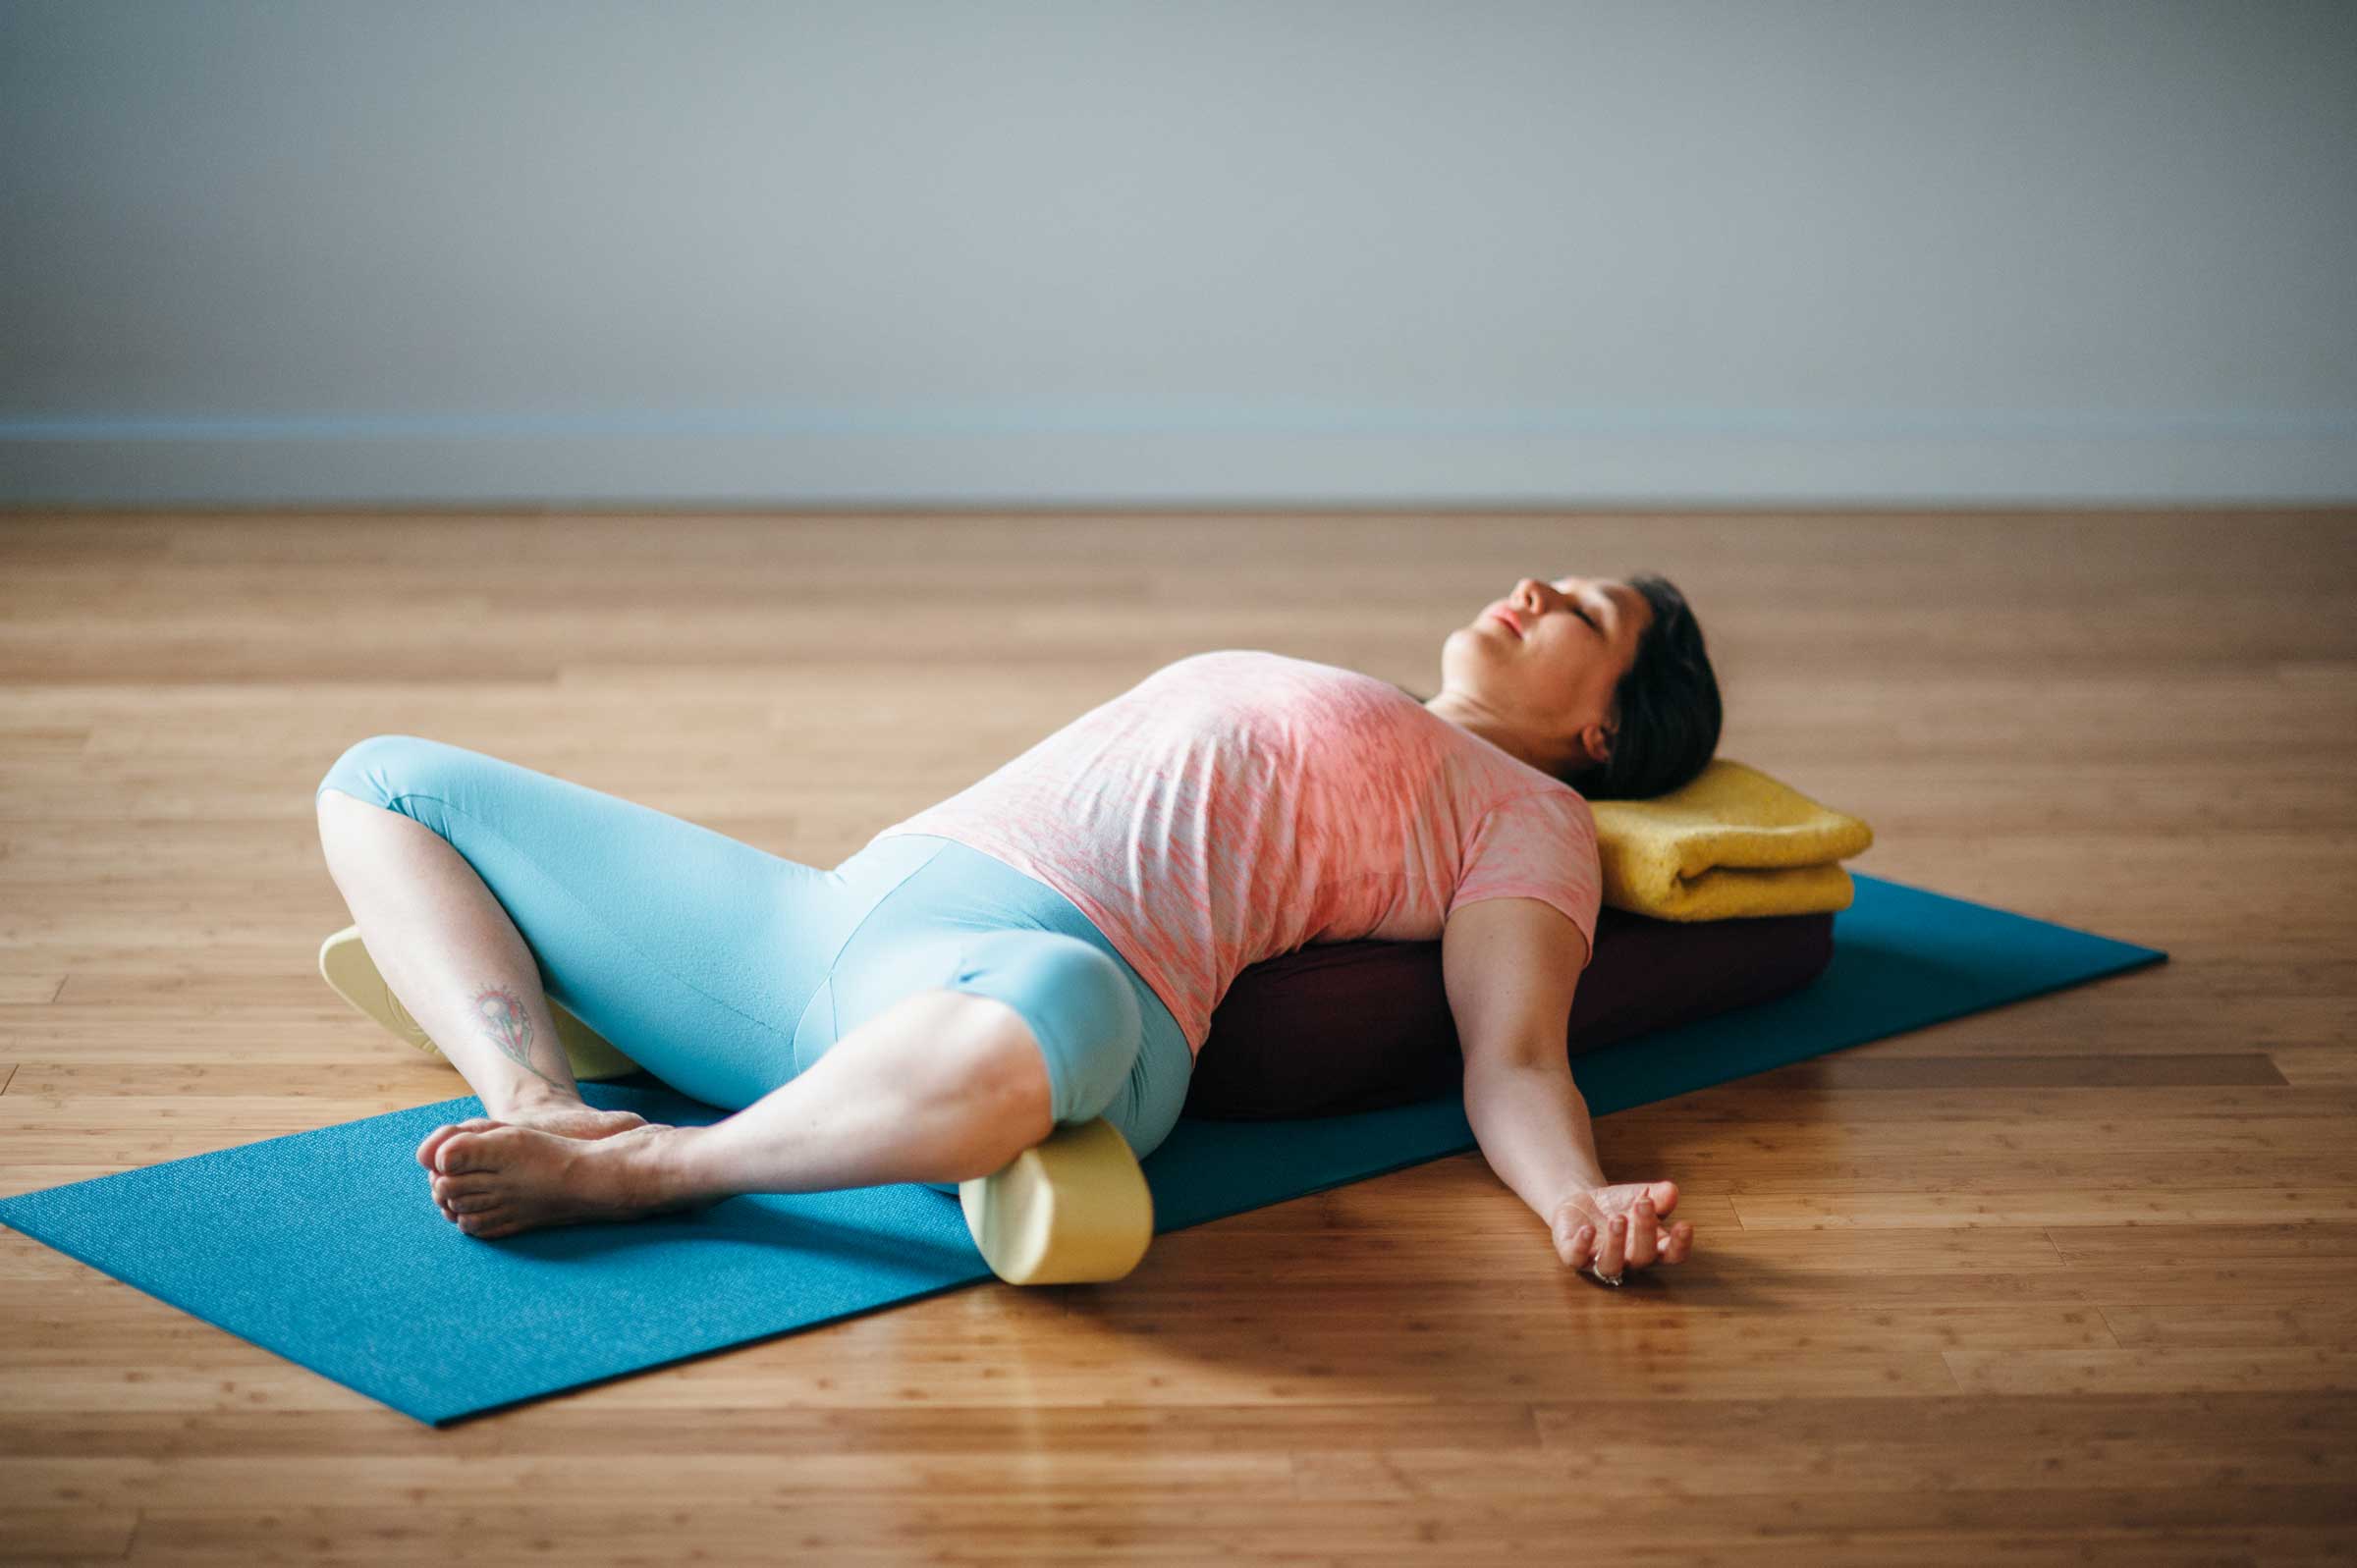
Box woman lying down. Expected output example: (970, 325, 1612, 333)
(314, 571, 1720, 1288)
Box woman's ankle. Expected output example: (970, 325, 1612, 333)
(634, 1123, 720, 1209)
(491, 1083, 585, 1120)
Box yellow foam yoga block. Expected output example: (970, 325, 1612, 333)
(959, 1116, 1156, 1286)
(317, 925, 643, 1082)
(317, 924, 1155, 1284)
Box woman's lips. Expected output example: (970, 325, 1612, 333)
(1486, 610, 1522, 638)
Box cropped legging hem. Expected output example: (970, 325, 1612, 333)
(315, 734, 1193, 1197)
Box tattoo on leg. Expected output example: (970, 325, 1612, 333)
(472, 985, 565, 1089)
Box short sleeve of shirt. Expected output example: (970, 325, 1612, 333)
(1446, 787, 1604, 972)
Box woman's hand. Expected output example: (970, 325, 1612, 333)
(1551, 1179, 1694, 1283)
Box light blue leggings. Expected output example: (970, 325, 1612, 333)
(315, 734, 1193, 1196)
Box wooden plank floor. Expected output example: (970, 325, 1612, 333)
(2, 509, 2353, 1565)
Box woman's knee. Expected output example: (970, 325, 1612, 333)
(315, 733, 441, 814)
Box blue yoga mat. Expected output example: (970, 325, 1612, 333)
(0, 872, 2165, 1427)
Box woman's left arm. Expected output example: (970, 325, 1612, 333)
(1445, 896, 1695, 1279)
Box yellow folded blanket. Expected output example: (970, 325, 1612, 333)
(1588, 758, 1875, 922)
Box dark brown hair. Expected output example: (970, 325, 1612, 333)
(1564, 572, 1721, 799)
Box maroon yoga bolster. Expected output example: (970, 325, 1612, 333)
(1182, 905, 1838, 1121)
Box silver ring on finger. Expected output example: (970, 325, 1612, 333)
(1586, 1264, 1624, 1288)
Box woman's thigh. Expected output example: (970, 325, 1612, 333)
(315, 733, 928, 1110)
(809, 838, 1195, 1195)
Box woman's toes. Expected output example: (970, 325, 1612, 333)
(433, 1127, 513, 1175)
(416, 1117, 501, 1171)
(432, 1173, 496, 1210)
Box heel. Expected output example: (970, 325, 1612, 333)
(314, 924, 643, 1081)
(959, 1116, 1154, 1285)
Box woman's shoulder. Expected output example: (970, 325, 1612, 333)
(1484, 779, 1599, 841)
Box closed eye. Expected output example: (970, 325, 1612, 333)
(1572, 605, 1599, 632)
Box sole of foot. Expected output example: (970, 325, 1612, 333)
(421, 1120, 687, 1238)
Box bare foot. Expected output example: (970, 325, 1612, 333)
(415, 1104, 645, 1177)
(421, 1119, 698, 1239)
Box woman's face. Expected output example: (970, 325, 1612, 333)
(1439, 575, 1655, 772)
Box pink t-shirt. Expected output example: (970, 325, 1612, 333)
(866, 649, 1603, 1057)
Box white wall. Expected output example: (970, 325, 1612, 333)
(3, 0, 2352, 507)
